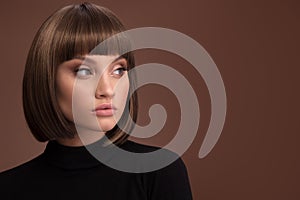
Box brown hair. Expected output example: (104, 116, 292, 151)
(23, 2, 138, 145)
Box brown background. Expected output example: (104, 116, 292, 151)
(0, 0, 299, 199)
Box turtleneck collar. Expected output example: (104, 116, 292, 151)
(43, 138, 108, 170)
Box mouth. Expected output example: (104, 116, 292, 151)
(93, 103, 116, 117)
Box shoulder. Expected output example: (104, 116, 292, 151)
(0, 154, 47, 198)
(121, 140, 187, 173)
(146, 157, 193, 199)
(122, 140, 193, 199)
(0, 154, 44, 184)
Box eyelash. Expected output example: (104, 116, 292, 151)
(74, 67, 93, 77)
(112, 66, 128, 76)
(74, 62, 128, 78)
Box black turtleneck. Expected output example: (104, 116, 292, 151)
(0, 139, 193, 200)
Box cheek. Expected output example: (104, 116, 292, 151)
(72, 81, 95, 111)
(114, 76, 130, 104)
(112, 76, 130, 124)
(56, 76, 75, 121)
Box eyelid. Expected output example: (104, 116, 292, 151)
(77, 64, 90, 69)
(74, 64, 94, 78)
(111, 66, 128, 77)
(75, 64, 93, 72)
(112, 58, 128, 68)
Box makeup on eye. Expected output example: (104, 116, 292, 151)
(111, 58, 128, 76)
(111, 65, 128, 77)
(71, 56, 128, 77)
(74, 65, 93, 77)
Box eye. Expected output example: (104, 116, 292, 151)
(75, 66, 93, 77)
(112, 67, 127, 76)
(111, 59, 128, 78)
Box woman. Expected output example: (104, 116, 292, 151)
(0, 2, 193, 199)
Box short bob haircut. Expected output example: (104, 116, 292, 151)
(23, 2, 138, 145)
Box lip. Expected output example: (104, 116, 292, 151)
(93, 103, 116, 117)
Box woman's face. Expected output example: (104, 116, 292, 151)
(56, 55, 129, 135)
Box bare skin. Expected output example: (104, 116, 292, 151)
(55, 55, 129, 147)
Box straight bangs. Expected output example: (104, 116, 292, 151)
(52, 4, 132, 66)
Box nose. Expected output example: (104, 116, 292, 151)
(95, 73, 115, 99)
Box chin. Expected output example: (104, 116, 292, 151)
(97, 123, 117, 132)
(96, 117, 118, 130)
(74, 122, 117, 134)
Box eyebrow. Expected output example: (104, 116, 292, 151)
(73, 55, 125, 65)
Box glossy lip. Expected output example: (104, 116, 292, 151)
(92, 103, 116, 117)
